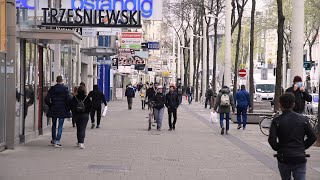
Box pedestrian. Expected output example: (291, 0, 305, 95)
(176, 83, 183, 104)
(71, 86, 79, 127)
(140, 84, 147, 110)
(88, 85, 107, 129)
(70, 85, 92, 149)
(235, 85, 251, 130)
(80, 82, 86, 87)
(125, 84, 135, 110)
(186, 84, 194, 104)
(146, 83, 156, 110)
(165, 85, 180, 131)
(45, 76, 72, 148)
(152, 85, 166, 131)
(213, 86, 235, 135)
(205, 87, 214, 109)
(285, 76, 312, 114)
(268, 92, 317, 180)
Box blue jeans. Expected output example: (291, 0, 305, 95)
(188, 94, 193, 104)
(278, 162, 306, 180)
(220, 113, 230, 130)
(154, 108, 164, 129)
(52, 118, 65, 143)
(237, 107, 247, 127)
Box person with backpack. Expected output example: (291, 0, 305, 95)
(88, 85, 107, 129)
(70, 85, 92, 149)
(213, 86, 235, 135)
(152, 86, 166, 131)
(45, 76, 72, 148)
(165, 85, 180, 131)
(285, 76, 312, 114)
(205, 87, 214, 109)
(235, 85, 251, 130)
(125, 84, 135, 110)
(268, 93, 317, 180)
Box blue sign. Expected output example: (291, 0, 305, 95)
(148, 42, 160, 50)
(16, 0, 35, 10)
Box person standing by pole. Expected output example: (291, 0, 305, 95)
(165, 85, 180, 131)
(88, 85, 107, 129)
(235, 85, 251, 130)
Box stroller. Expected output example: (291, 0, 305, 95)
(147, 101, 157, 131)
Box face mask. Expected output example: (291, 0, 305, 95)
(296, 82, 303, 88)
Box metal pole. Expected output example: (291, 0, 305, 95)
(177, 36, 181, 81)
(224, 0, 232, 87)
(181, 38, 185, 86)
(290, 0, 304, 82)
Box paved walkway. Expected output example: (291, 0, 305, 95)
(1, 98, 319, 180)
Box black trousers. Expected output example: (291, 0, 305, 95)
(76, 114, 89, 143)
(205, 97, 212, 108)
(127, 97, 133, 109)
(141, 100, 145, 109)
(90, 107, 102, 125)
(168, 108, 177, 129)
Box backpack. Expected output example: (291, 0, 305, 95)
(75, 96, 87, 113)
(220, 94, 230, 106)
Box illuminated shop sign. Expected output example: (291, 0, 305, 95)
(16, 0, 34, 10)
(41, 8, 142, 28)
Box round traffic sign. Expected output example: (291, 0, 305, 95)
(239, 69, 247, 77)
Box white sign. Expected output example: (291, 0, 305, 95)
(97, 28, 122, 36)
(82, 28, 97, 37)
(116, 88, 123, 99)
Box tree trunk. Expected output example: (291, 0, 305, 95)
(196, 36, 201, 102)
(212, 0, 219, 94)
(233, 15, 242, 99)
(274, 0, 285, 112)
(249, 0, 256, 113)
(206, 24, 210, 88)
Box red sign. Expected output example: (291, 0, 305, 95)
(239, 69, 247, 77)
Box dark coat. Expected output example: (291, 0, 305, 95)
(125, 87, 135, 98)
(146, 87, 156, 100)
(152, 93, 166, 110)
(268, 110, 317, 163)
(286, 86, 312, 114)
(186, 86, 194, 95)
(236, 89, 251, 108)
(205, 88, 214, 98)
(45, 84, 72, 118)
(214, 87, 235, 113)
(70, 94, 93, 115)
(88, 89, 107, 108)
(165, 91, 180, 109)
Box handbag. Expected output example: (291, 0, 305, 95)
(102, 105, 108, 117)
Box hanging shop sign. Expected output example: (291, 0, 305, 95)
(41, 8, 142, 28)
(120, 32, 142, 49)
(118, 55, 145, 66)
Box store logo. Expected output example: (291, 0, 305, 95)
(16, 0, 35, 10)
(71, 0, 153, 18)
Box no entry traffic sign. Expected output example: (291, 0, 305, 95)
(239, 69, 247, 77)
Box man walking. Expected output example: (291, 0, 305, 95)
(213, 86, 235, 135)
(205, 87, 214, 109)
(146, 83, 156, 110)
(152, 86, 166, 131)
(235, 85, 251, 130)
(268, 93, 317, 180)
(176, 83, 183, 104)
(125, 84, 135, 110)
(45, 76, 72, 148)
(186, 84, 194, 104)
(166, 85, 180, 131)
(286, 76, 312, 114)
(88, 85, 107, 129)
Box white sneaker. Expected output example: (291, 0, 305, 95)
(79, 143, 85, 149)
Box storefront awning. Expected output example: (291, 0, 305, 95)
(80, 46, 117, 57)
(17, 29, 82, 44)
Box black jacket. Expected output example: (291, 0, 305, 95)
(286, 86, 312, 113)
(146, 87, 156, 100)
(88, 89, 107, 108)
(205, 88, 213, 98)
(165, 91, 180, 109)
(70, 94, 93, 115)
(45, 84, 72, 118)
(186, 87, 194, 95)
(125, 87, 135, 98)
(152, 93, 166, 110)
(268, 110, 317, 164)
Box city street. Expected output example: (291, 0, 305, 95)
(1, 98, 319, 180)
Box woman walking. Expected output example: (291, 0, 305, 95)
(140, 85, 147, 110)
(70, 86, 92, 149)
(71, 86, 78, 127)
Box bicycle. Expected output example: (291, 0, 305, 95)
(305, 115, 319, 134)
(259, 112, 279, 136)
(147, 101, 156, 131)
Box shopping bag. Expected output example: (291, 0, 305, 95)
(102, 105, 108, 117)
(210, 112, 219, 123)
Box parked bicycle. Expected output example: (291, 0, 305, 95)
(259, 112, 279, 136)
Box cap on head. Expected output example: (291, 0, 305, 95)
(293, 76, 302, 83)
(56, 76, 63, 83)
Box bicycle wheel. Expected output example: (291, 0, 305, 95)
(260, 117, 272, 136)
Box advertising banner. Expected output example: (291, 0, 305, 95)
(121, 32, 142, 49)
